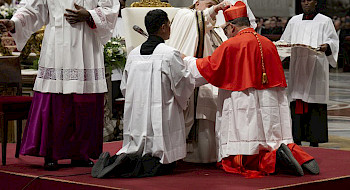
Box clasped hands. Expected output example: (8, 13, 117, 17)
(318, 44, 329, 53)
(64, 3, 91, 25)
(0, 3, 89, 34)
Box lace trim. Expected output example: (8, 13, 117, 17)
(37, 66, 105, 81)
(15, 13, 25, 27)
(95, 7, 106, 24)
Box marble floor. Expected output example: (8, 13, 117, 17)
(285, 70, 350, 150)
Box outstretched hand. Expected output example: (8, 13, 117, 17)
(0, 19, 15, 33)
(214, 0, 230, 13)
(64, 3, 91, 25)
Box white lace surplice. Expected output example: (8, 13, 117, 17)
(11, 0, 120, 94)
(118, 44, 195, 164)
(280, 14, 339, 104)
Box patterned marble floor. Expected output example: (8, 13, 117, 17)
(285, 70, 350, 150)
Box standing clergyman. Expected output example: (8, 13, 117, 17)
(280, 0, 339, 147)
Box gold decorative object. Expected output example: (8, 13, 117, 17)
(0, 37, 12, 56)
(20, 26, 45, 60)
(131, 0, 171, 7)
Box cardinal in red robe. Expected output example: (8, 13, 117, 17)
(184, 1, 319, 177)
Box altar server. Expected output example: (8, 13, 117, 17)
(0, 0, 120, 170)
(280, 0, 339, 147)
(92, 9, 195, 178)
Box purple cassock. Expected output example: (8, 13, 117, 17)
(20, 92, 104, 161)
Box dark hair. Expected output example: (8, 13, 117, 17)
(145, 9, 169, 35)
(229, 17, 250, 27)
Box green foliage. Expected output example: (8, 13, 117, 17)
(104, 37, 127, 72)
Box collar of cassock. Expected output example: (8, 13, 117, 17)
(140, 35, 165, 55)
(237, 27, 255, 36)
(303, 11, 318, 20)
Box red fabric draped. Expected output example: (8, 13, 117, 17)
(219, 144, 315, 178)
(196, 28, 287, 92)
(295, 99, 309, 114)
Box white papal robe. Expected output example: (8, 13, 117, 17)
(280, 13, 339, 104)
(117, 43, 195, 164)
(167, 6, 221, 163)
(10, 0, 120, 94)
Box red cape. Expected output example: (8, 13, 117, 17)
(196, 28, 287, 91)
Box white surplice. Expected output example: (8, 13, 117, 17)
(167, 6, 221, 163)
(113, 16, 125, 38)
(117, 43, 195, 164)
(280, 13, 339, 104)
(10, 0, 120, 94)
(185, 57, 294, 161)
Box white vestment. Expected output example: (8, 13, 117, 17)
(117, 44, 195, 164)
(113, 17, 125, 38)
(11, 0, 120, 94)
(111, 17, 125, 82)
(167, 6, 221, 163)
(185, 58, 294, 161)
(280, 14, 339, 104)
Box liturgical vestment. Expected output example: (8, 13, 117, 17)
(167, 6, 222, 163)
(12, 0, 120, 161)
(118, 43, 195, 164)
(11, 0, 120, 94)
(280, 13, 339, 144)
(280, 13, 339, 104)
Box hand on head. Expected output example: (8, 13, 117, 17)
(0, 19, 15, 33)
(64, 3, 91, 25)
(214, 0, 230, 13)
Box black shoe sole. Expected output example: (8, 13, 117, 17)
(97, 153, 128, 178)
(277, 143, 304, 176)
(302, 159, 320, 175)
(92, 152, 111, 178)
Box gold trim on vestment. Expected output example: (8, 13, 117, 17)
(131, 0, 171, 7)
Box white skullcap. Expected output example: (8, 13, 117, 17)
(193, 0, 222, 4)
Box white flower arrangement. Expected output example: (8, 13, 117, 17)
(0, 4, 20, 19)
(104, 37, 127, 71)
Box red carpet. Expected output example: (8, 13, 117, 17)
(1, 141, 350, 190)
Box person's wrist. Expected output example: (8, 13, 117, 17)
(84, 11, 91, 21)
(214, 4, 220, 13)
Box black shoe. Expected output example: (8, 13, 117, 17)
(71, 159, 94, 167)
(44, 159, 59, 171)
(276, 143, 304, 176)
(302, 159, 320, 175)
(92, 152, 111, 178)
(310, 142, 319, 147)
(97, 153, 128, 178)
